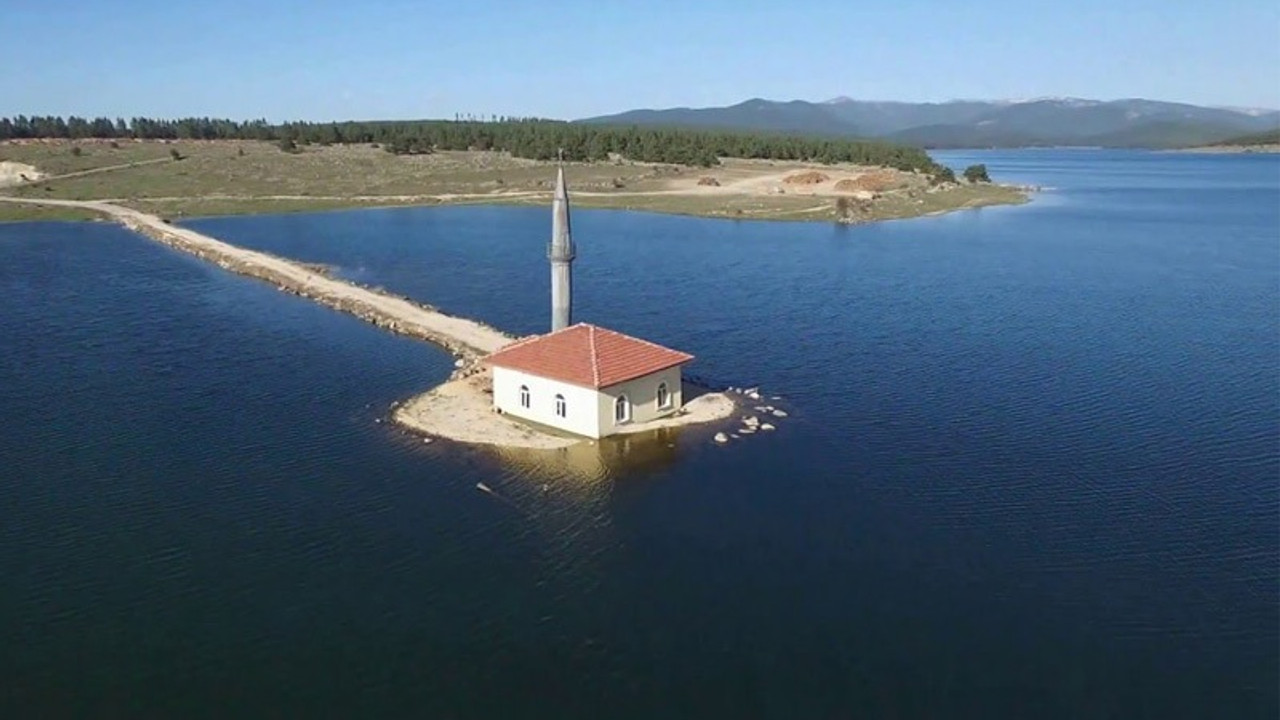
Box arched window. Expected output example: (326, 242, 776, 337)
(614, 394, 631, 424)
(656, 382, 671, 410)
(555, 393, 566, 417)
(519, 385, 530, 409)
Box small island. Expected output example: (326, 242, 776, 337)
(0, 117, 1028, 224)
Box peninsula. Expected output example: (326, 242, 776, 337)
(1180, 129, 1280, 154)
(0, 117, 1028, 225)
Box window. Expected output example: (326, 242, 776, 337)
(614, 394, 631, 424)
(519, 385, 530, 409)
(656, 382, 671, 410)
(555, 394, 566, 418)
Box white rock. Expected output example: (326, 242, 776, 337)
(760, 423, 775, 431)
(743, 416, 759, 426)
(754, 406, 768, 412)
(747, 392, 760, 400)
(740, 428, 756, 434)
(423, 438, 433, 444)
(713, 432, 729, 444)
(454, 359, 465, 368)
(772, 409, 788, 418)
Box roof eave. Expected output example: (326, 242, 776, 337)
(488, 356, 694, 391)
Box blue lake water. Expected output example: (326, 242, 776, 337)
(1, 150, 1276, 717)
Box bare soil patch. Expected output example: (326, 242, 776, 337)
(783, 171, 830, 185)
(0, 161, 42, 187)
(834, 170, 902, 193)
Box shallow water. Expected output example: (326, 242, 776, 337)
(2, 150, 1276, 717)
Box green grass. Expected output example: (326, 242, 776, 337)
(3, 142, 671, 201)
(0, 203, 103, 222)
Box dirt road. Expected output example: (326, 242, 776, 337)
(0, 196, 514, 357)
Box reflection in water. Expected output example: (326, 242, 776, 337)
(491, 426, 685, 487)
(457, 427, 690, 596)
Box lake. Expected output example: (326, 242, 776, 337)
(1, 150, 1276, 718)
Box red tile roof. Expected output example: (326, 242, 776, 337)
(484, 323, 694, 389)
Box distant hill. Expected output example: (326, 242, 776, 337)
(593, 98, 857, 137)
(581, 98, 1280, 149)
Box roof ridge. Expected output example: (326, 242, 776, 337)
(588, 324, 600, 387)
(483, 322, 584, 360)
(595, 325, 695, 361)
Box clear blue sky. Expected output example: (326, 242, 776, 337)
(5, 0, 1278, 120)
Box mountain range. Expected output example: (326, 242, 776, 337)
(580, 97, 1280, 149)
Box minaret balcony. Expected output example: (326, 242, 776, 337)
(547, 243, 577, 261)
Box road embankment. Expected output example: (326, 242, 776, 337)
(0, 196, 514, 359)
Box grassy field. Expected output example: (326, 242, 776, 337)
(1, 139, 183, 176)
(0, 203, 103, 222)
(0, 140, 1028, 223)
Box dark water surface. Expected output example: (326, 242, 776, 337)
(2, 150, 1276, 717)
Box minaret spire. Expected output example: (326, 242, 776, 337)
(548, 150, 575, 332)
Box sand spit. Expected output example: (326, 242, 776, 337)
(2, 196, 742, 449)
(0, 197, 513, 358)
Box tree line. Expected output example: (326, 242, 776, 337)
(0, 115, 947, 175)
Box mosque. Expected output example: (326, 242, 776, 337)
(483, 164, 695, 439)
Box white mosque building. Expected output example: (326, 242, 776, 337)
(483, 164, 695, 439)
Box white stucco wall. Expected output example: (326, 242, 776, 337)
(492, 364, 687, 439)
(492, 366, 602, 438)
(595, 365, 684, 436)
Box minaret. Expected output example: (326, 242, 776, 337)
(548, 155, 575, 332)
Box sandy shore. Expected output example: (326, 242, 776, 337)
(393, 371, 737, 450)
(0, 196, 741, 448)
(1175, 144, 1280, 154)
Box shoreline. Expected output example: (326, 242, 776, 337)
(0, 184, 1032, 225)
(7, 198, 519, 358)
(0, 195, 742, 448)
(1168, 144, 1280, 155)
